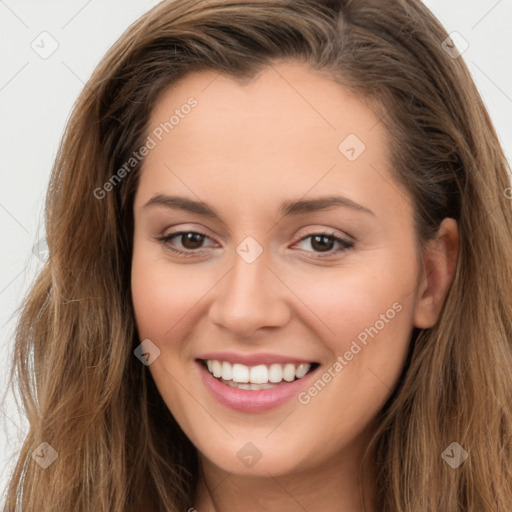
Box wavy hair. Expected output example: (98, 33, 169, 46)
(3, 0, 512, 510)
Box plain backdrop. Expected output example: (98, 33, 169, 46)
(1, 0, 511, 503)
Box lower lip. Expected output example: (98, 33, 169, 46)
(196, 360, 319, 412)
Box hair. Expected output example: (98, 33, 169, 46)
(3, 0, 512, 510)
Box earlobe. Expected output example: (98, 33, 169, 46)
(413, 218, 459, 329)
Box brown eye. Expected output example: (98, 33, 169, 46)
(310, 234, 336, 252)
(180, 232, 206, 250)
(157, 230, 214, 256)
(294, 232, 355, 257)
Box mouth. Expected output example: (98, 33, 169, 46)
(195, 356, 321, 412)
(198, 358, 320, 390)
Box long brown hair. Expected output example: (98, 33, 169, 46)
(3, 0, 512, 510)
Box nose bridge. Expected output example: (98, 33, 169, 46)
(208, 238, 290, 335)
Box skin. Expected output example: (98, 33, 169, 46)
(131, 60, 459, 512)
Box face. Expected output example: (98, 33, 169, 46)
(131, 60, 425, 479)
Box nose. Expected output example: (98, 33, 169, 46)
(208, 249, 291, 338)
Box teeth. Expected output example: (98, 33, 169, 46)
(204, 360, 313, 384)
(211, 360, 222, 378)
(283, 363, 296, 382)
(295, 363, 310, 378)
(221, 361, 233, 381)
(225, 381, 276, 390)
(268, 363, 282, 383)
(232, 363, 249, 383)
(250, 364, 268, 384)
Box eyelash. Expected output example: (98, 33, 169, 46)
(156, 230, 355, 259)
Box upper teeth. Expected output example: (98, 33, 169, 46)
(206, 360, 311, 384)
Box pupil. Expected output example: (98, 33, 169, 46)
(312, 235, 333, 252)
(182, 233, 204, 249)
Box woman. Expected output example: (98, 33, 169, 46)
(3, 0, 512, 510)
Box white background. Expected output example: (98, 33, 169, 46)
(1, 0, 511, 503)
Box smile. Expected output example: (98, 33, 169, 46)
(204, 359, 316, 388)
(196, 358, 320, 412)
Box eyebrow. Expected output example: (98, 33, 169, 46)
(142, 194, 375, 219)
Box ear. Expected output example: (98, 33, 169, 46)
(413, 218, 459, 329)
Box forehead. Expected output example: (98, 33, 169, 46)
(148, 60, 384, 155)
(135, 60, 408, 219)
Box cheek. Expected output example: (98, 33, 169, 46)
(130, 247, 204, 419)
(292, 253, 417, 350)
(287, 259, 416, 456)
(289, 251, 418, 429)
(130, 243, 206, 343)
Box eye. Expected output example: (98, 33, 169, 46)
(156, 229, 355, 258)
(293, 232, 354, 257)
(157, 230, 216, 256)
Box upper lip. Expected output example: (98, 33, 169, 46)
(196, 351, 317, 367)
